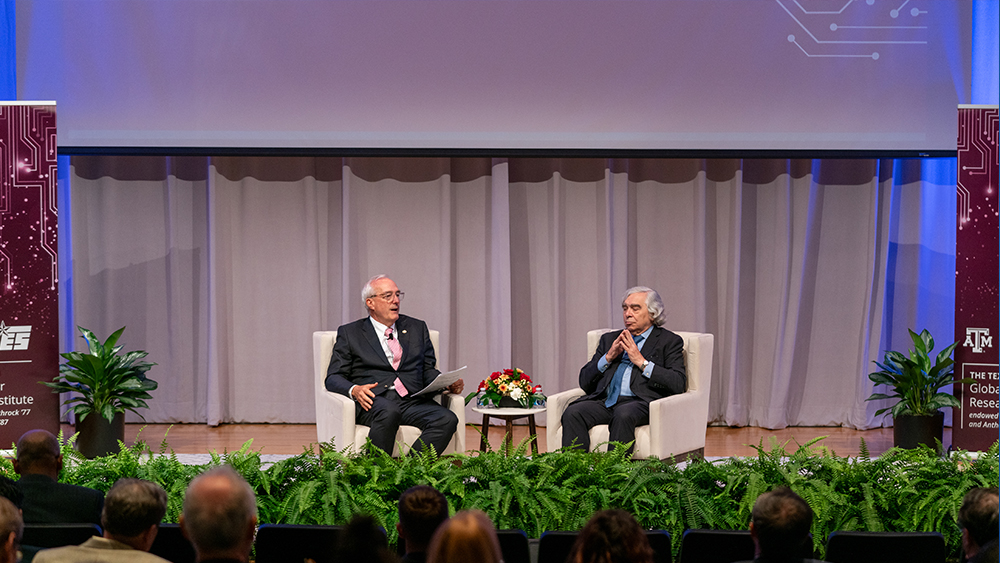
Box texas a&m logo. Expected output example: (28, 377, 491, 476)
(964, 328, 993, 354)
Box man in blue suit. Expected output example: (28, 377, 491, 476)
(561, 286, 687, 455)
(325, 275, 463, 455)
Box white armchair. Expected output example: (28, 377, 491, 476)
(545, 329, 714, 460)
(313, 330, 466, 456)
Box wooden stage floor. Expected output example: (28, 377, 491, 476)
(55, 423, 947, 458)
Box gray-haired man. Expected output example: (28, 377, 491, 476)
(562, 286, 687, 455)
(34, 478, 170, 563)
(180, 467, 258, 563)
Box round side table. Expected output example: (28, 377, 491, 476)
(471, 405, 546, 455)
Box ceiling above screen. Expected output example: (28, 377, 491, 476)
(17, 0, 971, 152)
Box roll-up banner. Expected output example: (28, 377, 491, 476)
(0, 102, 60, 446)
(953, 105, 999, 453)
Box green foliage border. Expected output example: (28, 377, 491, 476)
(4, 432, 996, 561)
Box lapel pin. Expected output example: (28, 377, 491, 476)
(402, 330, 407, 334)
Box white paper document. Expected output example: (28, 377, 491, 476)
(413, 366, 467, 397)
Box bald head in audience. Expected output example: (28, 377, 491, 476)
(180, 467, 258, 563)
(14, 429, 62, 478)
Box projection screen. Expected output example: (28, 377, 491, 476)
(17, 0, 972, 151)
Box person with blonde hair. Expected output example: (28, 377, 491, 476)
(426, 510, 501, 563)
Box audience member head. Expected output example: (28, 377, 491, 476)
(0, 477, 23, 509)
(334, 513, 398, 563)
(181, 466, 258, 563)
(569, 509, 653, 563)
(958, 487, 999, 559)
(102, 478, 168, 551)
(750, 486, 813, 559)
(13, 429, 62, 478)
(426, 509, 501, 563)
(0, 497, 22, 563)
(397, 485, 449, 555)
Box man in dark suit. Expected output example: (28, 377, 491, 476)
(561, 286, 686, 455)
(325, 275, 464, 455)
(14, 429, 104, 526)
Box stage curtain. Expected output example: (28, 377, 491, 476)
(65, 156, 954, 429)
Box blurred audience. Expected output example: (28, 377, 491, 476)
(739, 487, 825, 563)
(34, 478, 169, 562)
(180, 466, 257, 563)
(426, 510, 501, 563)
(337, 513, 398, 563)
(14, 430, 103, 526)
(0, 497, 22, 563)
(959, 487, 999, 563)
(568, 508, 653, 563)
(398, 485, 449, 563)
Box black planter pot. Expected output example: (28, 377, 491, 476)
(498, 396, 522, 409)
(893, 411, 944, 451)
(75, 412, 125, 458)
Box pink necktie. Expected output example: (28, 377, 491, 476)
(386, 327, 402, 371)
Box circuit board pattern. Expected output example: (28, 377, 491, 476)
(0, 102, 60, 441)
(0, 104, 58, 339)
(954, 106, 999, 451)
(956, 106, 999, 320)
(777, 0, 928, 59)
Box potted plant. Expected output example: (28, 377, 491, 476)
(867, 328, 971, 450)
(42, 326, 157, 458)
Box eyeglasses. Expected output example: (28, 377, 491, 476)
(374, 291, 404, 302)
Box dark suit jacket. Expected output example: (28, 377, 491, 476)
(325, 315, 441, 398)
(18, 473, 104, 526)
(575, 326, 686, 404)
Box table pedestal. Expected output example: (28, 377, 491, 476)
(472, 406, 545, 455)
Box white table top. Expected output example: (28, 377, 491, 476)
(471, 405, 546, 416)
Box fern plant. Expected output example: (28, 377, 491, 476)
(10, 431, 994, 562)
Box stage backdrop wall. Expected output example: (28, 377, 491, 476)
(64, 156, 956, 430)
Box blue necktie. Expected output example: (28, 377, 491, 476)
(605, 334, 644, 408)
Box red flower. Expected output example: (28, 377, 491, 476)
(533, 385, 542, 393)
(490, 371, 501, 380)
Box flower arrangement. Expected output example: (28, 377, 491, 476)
(465, 368, 545, 408)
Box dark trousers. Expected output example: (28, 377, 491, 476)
(561, 396, 650, 454)
(356, 392, 458, 455)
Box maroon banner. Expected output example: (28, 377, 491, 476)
(953, 105, 999, 452)
(0, 102, 60, 447)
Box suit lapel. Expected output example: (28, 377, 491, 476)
(360, 319, 391, 367)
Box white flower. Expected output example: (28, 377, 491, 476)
(509, 387, 523, 400)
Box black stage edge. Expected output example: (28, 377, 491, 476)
(58, 146, 957, 160)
